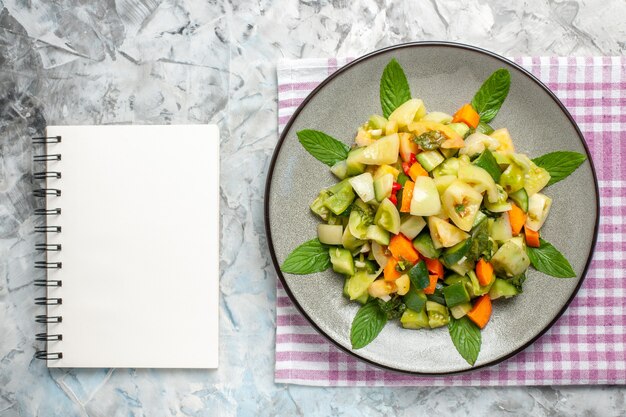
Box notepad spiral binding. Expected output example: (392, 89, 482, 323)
(33, 135, 64, 361)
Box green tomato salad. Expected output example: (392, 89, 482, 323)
(280, 59, 586, 366)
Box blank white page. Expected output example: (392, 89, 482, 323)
(43, 125, 219, 368)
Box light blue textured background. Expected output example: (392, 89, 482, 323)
(0, 0, 624, 416)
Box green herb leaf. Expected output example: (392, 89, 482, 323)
(408, 260, 430, 290)
(350, 299, 388, 349)
(473, 149, 501, 183)
(526, 238, 576, 278)
(532, 151, 587, 186)
(448, 316, 482, 366)
(377, 295, 407, 320)
(297, 129, 350, 167)
(380, 58, 412, 118)
(280, 238, 331, 275)
(471, 69, 511, 123)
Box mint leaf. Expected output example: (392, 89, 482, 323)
(526, 238, 576, 278)
(471, 69, 511, 123)
(448, 316, 482, 366)
(532, 151, 586, 186)
(351, 299, 387, 349)
(473, 149, 501, 183)
(408, 260, 430, 290)
(380, 58, 411, 118)
(297, 130, 350, 167)
(280, 238, 331, 275)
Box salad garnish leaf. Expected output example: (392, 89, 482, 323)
(297, 129, 350, 167)
(448, 316, 482, 366)
(532, 151, 587, 186)
(380, 58, 411, 118)
(413, 130, 445, 150)
(377, 295, 407, 320)
(351, 299, 388, 349)
(408, 260, 430, 290)
(471, 68, 511, 123)
(526, 238, 576, 278)
(280, 238, 331, 275)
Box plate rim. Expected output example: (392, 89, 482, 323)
(264, 41, 600, 376)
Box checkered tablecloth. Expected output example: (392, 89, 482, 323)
(275, 56, 625, 386)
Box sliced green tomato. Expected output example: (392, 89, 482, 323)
(342, 226, 365, 251)
(493, 151, 511, 168)
(491, 239, 530, 277)
(441, 180, 483, 232)
(483, 184, 511, 213)
(472, 149, 502, 183)
(410, 176, 442, 216)
(432, 157, 460, 178)
(366, 224, 390, 246)
(330, 160, 347, 179)
(441, 237, 472, 266)
(490, 212, 513, 242)
(403, 287, 427, 312)
(525, 193, 552, 231)
(416, 150, 445, 172)
(352, 133, 400, 165)
(447, 258, 475, 276)
(324, 180, 356, 215)
(401, 308, 429, 329)
(440, 147, 458, 159)
(472, 210, 488, 228)
(389, 98, 426, 128)
(345, 148, 366, 176)
(399, 215, 426, 240)
(459, 132, 499, 158)
(442, 282, 471, 308)
(368, 114, 388, 130)
(317, 224, 343, 245)
(458, 160, 499, 203)
(499, 163, 525, 194)
(428, 216, 470, 248)
(426, 301, 450, 328)
(434, 175, 457, 196)
(413, 230, 442, 259)
(310, 190, 333, 221)
(348, 172, 375, 203)
(509, 188, 529, 212)
(344, 270, 378, 301)
(348, 199, 373, 239)
(374, 198, 401, 235)
(421, 111, 453, 124)
(329, 247, 355, 276)
(371, 241, 390, 269)
(373, 173, 394, 202)
(467, 270, 494, 297)
(524, 164, 551, 196)
(447, 122, 470, 138)
(450, 302, 473, 319)
(443, 274, 469, 286)
(489, 278, 521, 300)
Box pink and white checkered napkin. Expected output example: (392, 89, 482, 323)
(275, 56, 626, 386)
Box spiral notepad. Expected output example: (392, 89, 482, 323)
(32, 125, 220, 368)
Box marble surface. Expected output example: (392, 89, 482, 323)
(0, 0, 624, 416)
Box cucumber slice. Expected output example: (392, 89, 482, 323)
(400, 308, 429, 329)
(472, 210, 488, 228)
(490, 212, 513, 242)
(413, 230, 442, 259)
(330, 160, 348, 179)
(509, 188, 529, 212)
(475, 121, 494, 135)
(416, 150, 445, 172)
(317, 224, 343, 245)
(346, 148, 366, 176)
(448, 122, 470, 138)
(329, 247, 355, 276)
(440, 148, 458, 159)
(448, 258, 474, 276)
(467, 270, 494, 297)
(472, 149, 502, 182)
(374, 173, 394, 202)
(342, 226, 365, 251)
(444, 274, 469, 286)
(366, 224, 390, 246)
(450, 302, 473, 319)
(442, 282, 471, 307)
(432, 157, 460, 178)
(488, 278, 521, 300)
(374, 198, 401, 234)
(324, 180, 356, 215)
(344, 270, 377, 301)
(403, 287, 427, 312)
(441, 238, 472, 266)
(491, 240, 531, 277)
(399, 215, 426, 240)
(426, 301, 450, 328)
